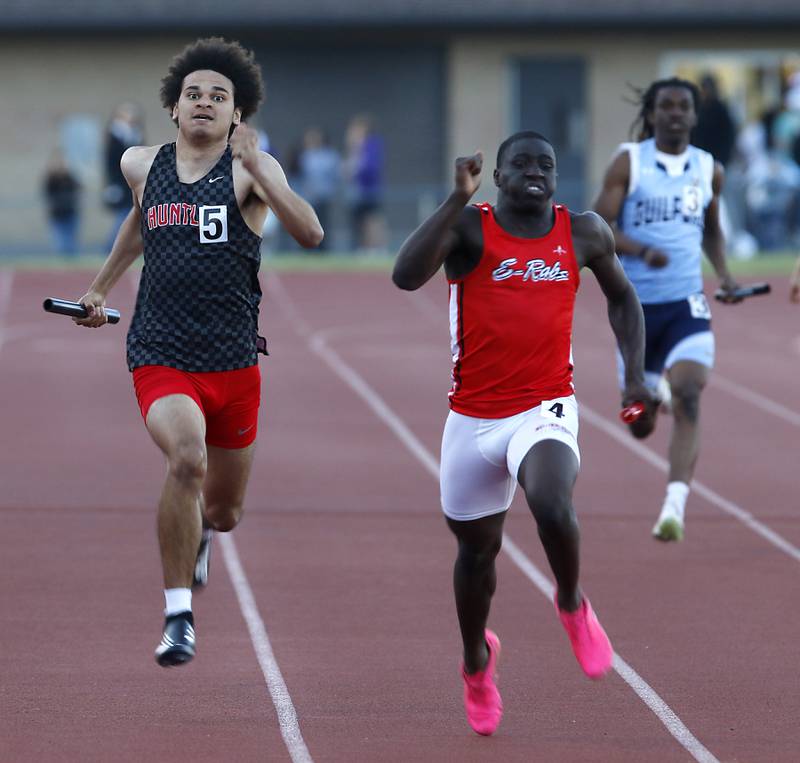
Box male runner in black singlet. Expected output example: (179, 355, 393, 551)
(75, 38, 323, 666)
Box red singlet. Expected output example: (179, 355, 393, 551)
(447, 203, 580, 418)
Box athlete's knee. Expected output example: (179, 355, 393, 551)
(167, 443, 207, 486)
(458, 542, 501, 573)
(525, 484, 575, 535)
(454, 531, 502, 570)
(205, 502, 242, 532)
(671, 381, 703, 422)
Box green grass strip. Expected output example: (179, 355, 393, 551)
(2, 251, 796, 276)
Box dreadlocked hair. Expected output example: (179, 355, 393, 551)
(627, 77, 700, 141)
(160, 37, 265, 123)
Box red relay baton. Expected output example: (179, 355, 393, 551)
(620, 402, 645, 424)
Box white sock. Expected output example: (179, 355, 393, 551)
(662, 481, 690, 522)
(164, 588, 192, 616)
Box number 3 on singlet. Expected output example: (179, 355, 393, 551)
(199, 205, 228, 244)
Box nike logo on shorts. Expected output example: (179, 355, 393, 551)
(237, 424, 254, 436)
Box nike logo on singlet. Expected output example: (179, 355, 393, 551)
(208, 176, 225, 183)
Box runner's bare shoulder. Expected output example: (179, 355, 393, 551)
(120, 145, 163, 187)
(571, 209, 611, 238)
(569, 210, 615, 265)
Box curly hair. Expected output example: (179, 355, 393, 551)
(160, 37, 265, 123)
(628, 77, 700, 141)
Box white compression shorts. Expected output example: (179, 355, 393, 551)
(440, 395, 580, 522)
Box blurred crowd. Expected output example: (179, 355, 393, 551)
(694, 73, 800, 256)
(268, 113, 387, 253)
(42, 102, 146, 257)
(41, 71, 800, 257)
(43, 107, 386, 256)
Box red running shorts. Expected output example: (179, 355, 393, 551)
(132, 365, 261, 449)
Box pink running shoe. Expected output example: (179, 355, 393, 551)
(555, 596, 613, 680)
(461, 629, 503, 736)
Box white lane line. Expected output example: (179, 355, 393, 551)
(199, 269, 312, 762)
(709, 373, 800, 427)
(579, 400, 800, 564)
(124, 270, 311, 761)
(267, 273, 719, 763)
(572, 302, 800, 428)
(408, 287, 448, 321)
(0, 323, 52, 345)
(219, 533, 314, 763)
(30, 338, 117, 353)
(501, 537, 719, 763)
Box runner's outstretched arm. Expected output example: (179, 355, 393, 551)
(578, 212, 651, 407)
(702, 163, 740, 302)
(75, 148, 148, 327)
(231, 125, 323, 248)
(393, 152, 482, 290)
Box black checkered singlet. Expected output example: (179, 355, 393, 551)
(127, 143, 263, 372)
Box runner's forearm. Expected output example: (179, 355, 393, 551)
(248, 166, 323, 248)
(702, 229, 731, 281)
(607, 282, 646, 386)
(393, 190, 469, 290)
(89, 209, 143, 295)
(265, 191, 322, 248)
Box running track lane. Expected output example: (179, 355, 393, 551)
(1, 269, 798, 761)
(0, 271, 293, 762)
(252, 270, 799, 762)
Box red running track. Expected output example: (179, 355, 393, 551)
(0, 267, 798, 762)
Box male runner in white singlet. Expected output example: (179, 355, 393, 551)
(594, 78, 741, 542)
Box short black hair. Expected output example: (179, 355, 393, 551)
(496, 131, 553, 167)
(630, 77, 700, 141)
(160, 37, 265, 122)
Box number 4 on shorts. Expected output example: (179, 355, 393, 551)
(548, 402, 564, 418)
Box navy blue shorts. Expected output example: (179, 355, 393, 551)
(642, 294, 712, 374)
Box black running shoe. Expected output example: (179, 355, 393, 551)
(155, 611, 196, 667)
(193, 529, 213, 589)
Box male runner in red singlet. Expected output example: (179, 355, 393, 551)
(74, 38, 323, 667)
(393, 131, 654, 735)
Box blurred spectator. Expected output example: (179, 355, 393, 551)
(297, 127, 341, 251)
(344, 114, 386, 251)
(42, 149, 81, 256)
(692, 74, 739, 255)
(257, 127, 279, 160)
(692, 73, 736, 166)
(772, 72, 800, 159)
(102, 102, 145, 250)
(741, 108, 800, 250)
